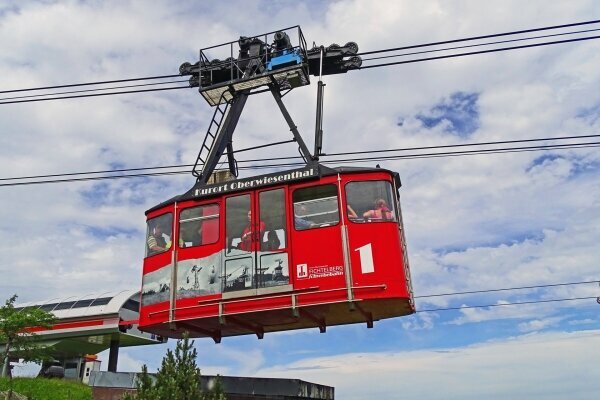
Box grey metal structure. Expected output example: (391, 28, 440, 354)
(179, 26, 361, 186)
(89, 371, 334, 400)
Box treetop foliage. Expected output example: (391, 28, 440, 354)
(123, 334, 227, 400)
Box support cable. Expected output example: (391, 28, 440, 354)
(359, 35, 600, 70)
(357, 19, 600, 56)
(415, 279, 600, 298)
(0, 140, 597, 187)
(0, 134, 595, 182)
(2, 20, 599, 103)
(0, 74, 182, 94)
(0, 79, 189, 102)
(417, 296, 599, 313)
(360, 28, 600, 62)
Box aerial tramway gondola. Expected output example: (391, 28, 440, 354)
(138, 27, 414, 342)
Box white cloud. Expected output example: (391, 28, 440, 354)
(256, 330, 600, 400)
(517, 317, 564, 332)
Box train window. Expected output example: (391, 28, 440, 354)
(145, 213, 173, 257)
(259, 188, 286, 251)
(292, 184, 339, 230)
(226, 194, 252, 254)
(346, 181, 397, 223)
(179, 204, 219, 248)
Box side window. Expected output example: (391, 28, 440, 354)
(259, 188, 286, 251)
(293, 184, 339, 230)
(179, 204, 219, 248)
(145, 213, 173, 257)
(346, 181, 397, 223)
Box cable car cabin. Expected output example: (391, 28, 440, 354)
(139, 164, 414, 342)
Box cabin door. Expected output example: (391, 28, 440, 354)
(223, 187, 290, 295)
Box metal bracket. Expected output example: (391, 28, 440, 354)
(298, 309, 326, 333)
(352, 302, 374, 329)
(175, 321, 222, 344)
(223, 315, 265, 339)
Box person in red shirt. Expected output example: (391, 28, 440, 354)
(239, 210, 265, 251)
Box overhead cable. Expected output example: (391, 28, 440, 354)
(359, 35, 600, 70)
(0, 140, 597, 187)
(1, 134, 597, 183)
(360, 28, 600, 62)
(2, 20, 599, 104)
(0, 74, 182, 94)
(0, 79, 189, 102)
(0, 85, 190, 105)
(414, 279, 600, 298)
(417, 296, 598, 313)
(357, 19, 600, 56)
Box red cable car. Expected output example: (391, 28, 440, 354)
(139, 165, 414, 342)
(138, 27, 414, 342)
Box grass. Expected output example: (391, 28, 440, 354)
(0, 377, 92, 400)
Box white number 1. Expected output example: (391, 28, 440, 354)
(355, 243, 374, 274)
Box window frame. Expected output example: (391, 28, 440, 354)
(292, 183, 341, 231)
(258, 187, 288, 251)
(145, 212, 174, 257)
(178, 203, 220, 248)
(344, 180, 398, 224)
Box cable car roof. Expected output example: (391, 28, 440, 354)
(146, 164, 399, 215)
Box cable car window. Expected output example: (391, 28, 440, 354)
(145, 213, 173, 257)
(293, 184, 339, 230)
(259, 188, 286, 251)
(346, 181, 397, 223)
(226, 194, 252, 254)
(179, 204, 219, 248)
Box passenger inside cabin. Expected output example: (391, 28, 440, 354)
(263, 230, 281, 250)
(294, 204, 314, 229)
(347, 204, 358, 219)
(239, 210, 265, 251)
(363, 198, 393, 221)
(191, 223, 203, 247)
(147, 222, 169, 255)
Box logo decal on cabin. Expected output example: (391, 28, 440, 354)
(296, 264, 344, 279)
(297, 264, 308, 278)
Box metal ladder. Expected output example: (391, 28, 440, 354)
(192, 91, 230, 178)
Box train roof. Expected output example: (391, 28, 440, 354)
(14, 289, 139, 319)
(146, 164, 399, 215)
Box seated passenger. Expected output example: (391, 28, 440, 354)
(147, 223, 169, 255)
(347, 204, 358, 219)
(263, 230, 281, 250)
(191, 223, 203, 247)
(294, 204, 314, 229)
(363, 198, 393, 221)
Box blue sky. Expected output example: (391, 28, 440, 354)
(1, 1, 599, 399)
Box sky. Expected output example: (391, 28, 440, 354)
(1, 0, 599, 398)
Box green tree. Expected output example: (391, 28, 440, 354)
(0, 294, 56, 399)
(123, 334, 226, 400)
